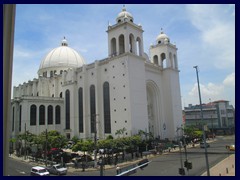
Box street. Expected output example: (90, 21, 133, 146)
(7, 135, 235, 176)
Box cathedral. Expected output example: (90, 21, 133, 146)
(11, 7, 182, 141)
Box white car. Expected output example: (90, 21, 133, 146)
(31, 166, 50, 176)
(46, 164, 67, 175)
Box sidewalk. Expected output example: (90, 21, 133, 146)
(201, 154, 235, 176)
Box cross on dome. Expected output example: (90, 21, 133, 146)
(61, 37, 68, 46)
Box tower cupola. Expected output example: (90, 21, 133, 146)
(116, 6, 134, 23)
(156, 29, 170, 44)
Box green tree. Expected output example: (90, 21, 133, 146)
(115, 127, 127, 138)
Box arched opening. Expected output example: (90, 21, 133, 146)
(103, 82, 111, 133)
(136, 37, 142, 56)
(119, 34, 125, 54)
(50, 71, 53, 77)
(169, 52, 173, 68)
(146, 81, 161, 138)
(174, 54, 178, 69)
(65, 89, 70, 129)
(153, 55, 159, 65)
(161, 53, 167, 68)
(39, 105, 45, 125)
(78, 87, 83, 133)
(111, 38, 117, 56)
(30, 104, 37, 126)
(90, 85, 96, 133)
(55, 105, 61, 124)
(59, 92, 62, 98)
(129, 34, 135, 53)
(48, 105, 53, 125)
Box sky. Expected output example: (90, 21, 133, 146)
(12, 4, 235, 108)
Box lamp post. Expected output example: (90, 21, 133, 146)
(193, 66, 210, 176)
(176, 127, 184, 175)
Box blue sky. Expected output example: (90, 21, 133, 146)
(12, 4, 235, 108)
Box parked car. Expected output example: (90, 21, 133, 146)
(31, 166, 50, 176)
(200, 142, 210, 148)
(46, 164, 67, 175)
(207, 133, 215, 138)
(226, 144, 235, 151)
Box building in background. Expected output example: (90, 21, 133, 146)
(11, 7, 182, 141)
(184, 100, 235, 135)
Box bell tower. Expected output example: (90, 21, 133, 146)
(107, 6, 144, 57)
(149, 29, 178, 70)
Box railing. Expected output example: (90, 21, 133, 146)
(116, 159, 151, 176)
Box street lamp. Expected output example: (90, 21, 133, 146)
(176, 127, 184, 175)
(193, 66, 210, 176)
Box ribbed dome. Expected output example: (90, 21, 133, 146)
(38, 38, 85, 76)
(116, 6, 134, 23)
(156, 30, 170, 44)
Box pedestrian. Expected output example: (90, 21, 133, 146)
(116, 165, 120, 175)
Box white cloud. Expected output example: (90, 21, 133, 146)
(189, 82, 224, 99)
(223, 72, 235, 87)
(185, 72, 235, 107)
(185, 4, 235, 69)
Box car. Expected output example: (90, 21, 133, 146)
(46, 164, 67, 175)
(200, 142, 210, 148)
(226, 144, 235, 151)
(31, 166, 50, 176)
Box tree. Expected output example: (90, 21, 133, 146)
(71, 136, 80, 145)
(115, 127, 127, 138)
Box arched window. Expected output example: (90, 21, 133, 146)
(55, 105, 61, 124)
(153, 55, 159, 65)
(48, 105, 53, 125)
(174, 54, 178, 69)
(90, 85, 96, 133)
(19, 105, 22, 132)
(30, 105, 37, 126)
(65, 90, 70, 129)
(161, 53, 167, 68)
(119, 34, 125, 54)
(39, 105, 45, 125)
(136, 37, 142, 56)
(60, 92, 62, 98)
(50, 71, 53, 77)
(129, 34, 135, 53)
(12, 107, 15, 131)
(78, 87, 83, 133)
(103, 82, 111, 133)
(169, 52, 173, 68)
(111, 38, 117, 56)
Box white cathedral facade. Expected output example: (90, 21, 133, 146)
(11, 7, 182, 141)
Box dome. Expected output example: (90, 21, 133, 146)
(116, 6, 134, 23)
(156, 30, 170, 44)
(38, 38, 86, 76)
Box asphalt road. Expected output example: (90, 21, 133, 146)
(7, 135, 235, 176)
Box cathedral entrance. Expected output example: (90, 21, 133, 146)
(146, 81, 160, 138)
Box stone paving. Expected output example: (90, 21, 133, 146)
(201, 154, 235, 176)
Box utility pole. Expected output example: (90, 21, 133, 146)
(193, 66, 210, 176)
(177, 127, 184, 175)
